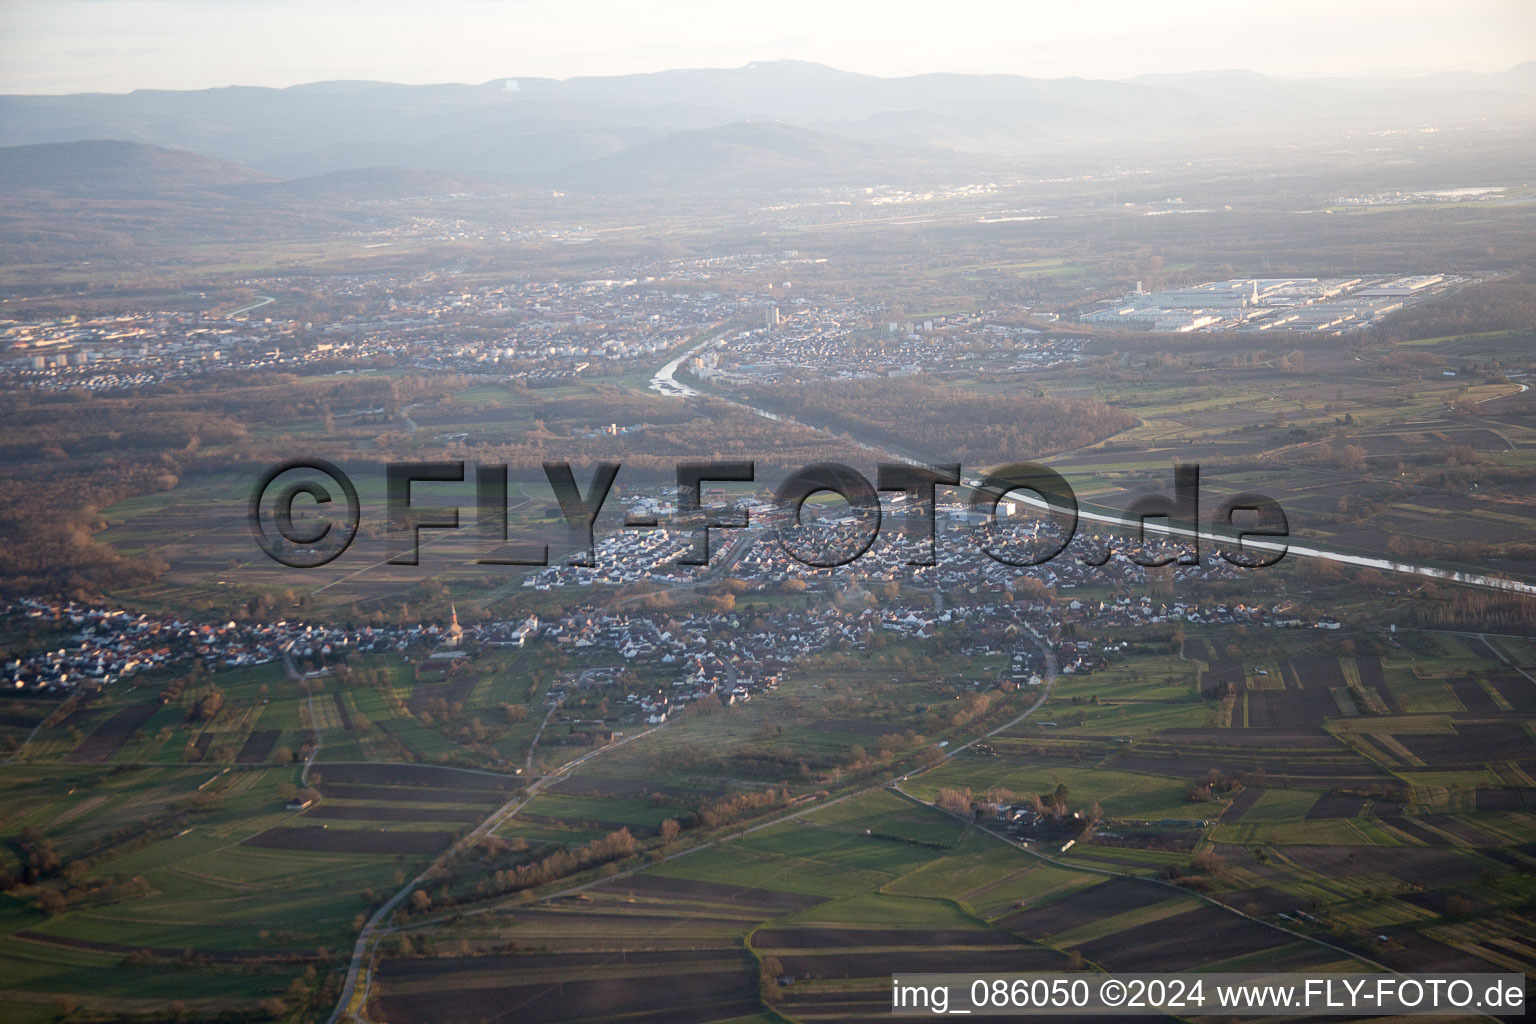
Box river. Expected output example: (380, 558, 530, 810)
(643, 329, 1536, 597)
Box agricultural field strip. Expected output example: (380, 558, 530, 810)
(2, 713, 55, 765)
(331, 721, 667, 1023)
(50, 691, 345, 927)
(886, 786, 1404, 979)
(642, 347, 1536, 597)
(1470, 631, 1536, 688)
(1031, 895, 1203, 949)
(337, 628, 1061, 1021)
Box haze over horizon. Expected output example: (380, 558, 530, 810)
(2, 0, 1534, 95)
(5, 4, 1536, 1023)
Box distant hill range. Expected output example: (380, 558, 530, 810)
(243, 165, 518, 202)
(0, 60, 1532, 194)
(542, 121, 942, 192)
(0, 139, 273, 198)
(0, 140, 528, 262)
(0, 140, 517, 203)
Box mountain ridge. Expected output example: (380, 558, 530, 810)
(2, 59, 1531, 182)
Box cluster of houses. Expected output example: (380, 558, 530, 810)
(537, 598, 1060, 727)
(691, 313, 1087, 389)
(542, 607, 793, 720)
(518, 500, 1261, 595)
(401, 277, 746, 378)
(523, 528, 702, 589)
(476, 615, 542, 647)
(4, 550, 1332, 697)
(2, 261, 836, 393)
(3, 304, 351, 392)
(1060, 594, 1336, 631)
(6, 244, 1101, 401)
(0, 599, 524, 692)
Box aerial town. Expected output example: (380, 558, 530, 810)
(2, 29, 1534, 1021)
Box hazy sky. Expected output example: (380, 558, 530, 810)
(1, 0, 1532, 94)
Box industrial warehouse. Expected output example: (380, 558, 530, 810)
(1081, 274, 1457, 332)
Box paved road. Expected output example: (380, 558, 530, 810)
(525, 695, 563, 775)
(326, 619, 1064, 1022)
(330, 626, 1482, 1022)
(323, 339, 1530, 1018)
(223, 295, 275, 318)
(1, 712, 52, 765)
(301, 688, 323, 787)
(644, 324, 1536, 598)
(890, 787, 1409, 982)
(328, 723, 662, 1023)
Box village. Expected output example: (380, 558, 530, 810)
(5, 568, 1334, 707)
(689, 313, 1088, 389)
(2, 268, 798, 392)
(4, 249, 1093, 400)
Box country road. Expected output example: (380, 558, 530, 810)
(329, 722, 663, 1023)
(333, 621, 1499, 1023)
(317, 328, 1532, 1021)
(329, 626, 1059, 1022)
(646, 322, 1536, 598)
(223, 295, 275, 318)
